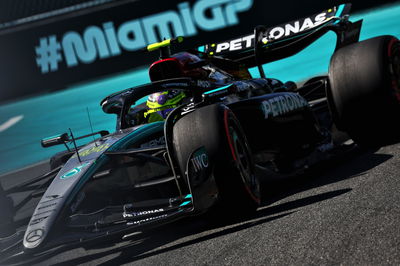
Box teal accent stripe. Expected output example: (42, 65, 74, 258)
(204, 84, 232, 95)
(180, 201, 191, 207)
(185, 194, 192, 199)
(197, 45, 205, 52)
(336, 4, 345, 17)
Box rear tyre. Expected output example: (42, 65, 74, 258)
(173, 104, 260, 215)
(328, 35, 400, 147)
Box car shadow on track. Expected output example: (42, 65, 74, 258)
(29, 147, 394, 265)
(259, 146, 393, 207)
(49, 188, 350, 266)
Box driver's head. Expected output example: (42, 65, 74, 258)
(144, 90, 186, 122)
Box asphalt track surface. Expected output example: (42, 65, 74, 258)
(1, 141, 400, 265)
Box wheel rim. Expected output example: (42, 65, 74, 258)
(225, 112, 260, 204)
(230, 127, 250, 178)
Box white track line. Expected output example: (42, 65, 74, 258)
(0, 115, 24, 132)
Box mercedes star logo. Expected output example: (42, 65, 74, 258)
(26, 229, 44, 243)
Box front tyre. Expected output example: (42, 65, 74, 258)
(173, 104, 260, 215)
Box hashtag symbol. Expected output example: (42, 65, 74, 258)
(35, 35, 62, 74)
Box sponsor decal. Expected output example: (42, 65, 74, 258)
(60, 162, 90, 179)
(181, 102, 196, 115)
(25, 229, 44, 243)
(161, 82, 189, 88)
(197, 80, 212, 88)
(34, 0, 253, 73)
(191, 148, 209, 173)
(261, 94, 308, 119)
(140, 136, 165, 148)
(187, 147, 211, 187)
(211, 9, 335, 54)
(261, 12, 329, 43)
(72, 143, 110, 158)
(123, 208, 165, 218)
(129, 214, 169, 225)
(216, 35, 255, 53)
(234, 81, 252, 93)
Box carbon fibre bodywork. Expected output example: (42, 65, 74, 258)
(21, 80, 325, 255)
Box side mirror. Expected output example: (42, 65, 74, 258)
(41, 133, 70, 148)
(101, 99, 122, 114)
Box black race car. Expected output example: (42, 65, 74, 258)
(1, 3, 399, 263)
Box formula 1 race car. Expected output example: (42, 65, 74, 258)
(1, 3, 399, 263)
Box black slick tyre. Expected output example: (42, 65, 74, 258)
(328, 35, 400, 147)
(173, 104, 260, 215)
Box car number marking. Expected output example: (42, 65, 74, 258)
(60, 162, 90, 179)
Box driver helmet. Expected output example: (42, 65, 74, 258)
(144, 90, 186, 122)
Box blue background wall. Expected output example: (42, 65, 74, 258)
(0, 2, 399, 175)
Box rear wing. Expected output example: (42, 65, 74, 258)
(198, 3, 361, 68)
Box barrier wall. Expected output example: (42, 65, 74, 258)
(0, 0, 398, 102)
